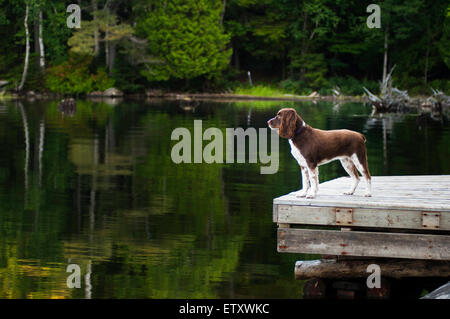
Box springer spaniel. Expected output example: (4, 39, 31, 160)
(268, 108, 372, 199)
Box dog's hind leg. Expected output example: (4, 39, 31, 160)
(340, 157, 360, 195)
(351, 151, 372, 197)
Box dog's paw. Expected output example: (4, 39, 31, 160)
(296, 191, 308, 198)
(343, 191, 354, 195)
(306, 194, 316, 199)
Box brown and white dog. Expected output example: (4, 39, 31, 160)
(268, 108, 372, 199)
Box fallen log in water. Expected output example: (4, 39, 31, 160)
(295, 258, 450, 280)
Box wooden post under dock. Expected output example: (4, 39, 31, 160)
(273, 175, 450, 298)
(295, 259, 450, 280)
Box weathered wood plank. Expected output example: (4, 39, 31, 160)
(275, 205, 450, 231)
(274, 196, 450, 212)
(275, 192, 450, 206)
(274, 175, 450, 212)
(272, 204, 278, 223)
(278, 228, 450, 260)
(294, 259, 450, 280)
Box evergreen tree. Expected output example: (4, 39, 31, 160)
(137, 0, 232, 81)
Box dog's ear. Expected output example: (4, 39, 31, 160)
(279, 109, 297, 138)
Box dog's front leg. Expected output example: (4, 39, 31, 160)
(306, 167, 319, 199)
(296, 166, 310, 197)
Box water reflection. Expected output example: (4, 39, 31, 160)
(0, 99, 448, 298)
(57, 98, 77, 117)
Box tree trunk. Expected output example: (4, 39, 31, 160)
(108, 43, 116, 75)
(38, 10, 45, 69)
(34, 16, 40, 65)
(233, 39, 239, 70)
(382, 23, 389, 84)
(220, 0, 226, 25)
(104, 3, 110, 72)
(93, 0, 99, 56)
(424, 27, 430, 85)
(105, 40, 109, 72)
(18, 3, 30, 91)
(300, 10, 309, 80)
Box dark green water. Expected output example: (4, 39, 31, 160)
(0, 99, 448, 299)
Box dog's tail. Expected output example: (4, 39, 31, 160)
(359, 133, 367, 143)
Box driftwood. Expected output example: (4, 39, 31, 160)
(364, 66, 412, 113)
(417, 88, 450, 123)
(295, 259, 450, 280)
(425, 88, 450, 112)
(364, 66, 450, 118)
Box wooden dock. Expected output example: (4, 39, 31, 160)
(273, 175, 450, 260)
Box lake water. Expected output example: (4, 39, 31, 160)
(0, 98, 448, 298)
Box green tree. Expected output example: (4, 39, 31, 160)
(137, 0, 232, 82)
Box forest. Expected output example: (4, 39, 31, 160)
(0, 0, 449, 96)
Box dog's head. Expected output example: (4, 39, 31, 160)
(267, 108, 303, 139)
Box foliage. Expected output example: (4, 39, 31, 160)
(45, 55, 114, 94)
(289, 53, 328, 90)
(68, 10, 133, 56)
(44, 0, 73, 65)
(0, 0, 449, 94)
(110, 56, 147, 93)
(137, 0, 232, 81)
(439, 7, 450, 70)
(233, 84, 294, 97)
(326, 76, 379, 96)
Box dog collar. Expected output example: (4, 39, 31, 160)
(291, 123, 306, 139)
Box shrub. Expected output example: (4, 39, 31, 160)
(326, 76, 379, 96)
(234, 84, 293, 97)
(279, 76, 378, 96)
(91, 68, 115, 91)
(46, 54, 114, 94)
(428, 79, 450, 95)
(289, 53, 328, 90)
(279, 79, 313, 95)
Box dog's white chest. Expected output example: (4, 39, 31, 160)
(289, 139, 307, 167)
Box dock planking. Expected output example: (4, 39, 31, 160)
(273, 175, 450, 260)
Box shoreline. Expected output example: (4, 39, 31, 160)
(144, 92, 366, 102)
(0, 91, 436, 105)
(0, 91, 369, 102)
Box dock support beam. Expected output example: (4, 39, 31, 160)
(295, 258, 450, 280)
